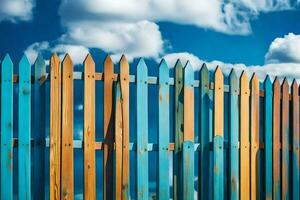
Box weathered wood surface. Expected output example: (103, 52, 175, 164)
(240, 71, 250, 200)
(281, 79, 289, 199)
(18, 55, 31, 200)
(136, 59, 149, 200)
(103, 56, 114, 200)
(213, 67, 224, 199)
(158, 59, 170, 199)
(61, 54, 74, 199)
(229, 70, 239, 200)
(264, 76, 273, 200)
(250, 74, 259, 200)
(173, 60, 184, 200)
(273, 78, 281, 199)
(120, 55, 130, 200)
(49, 53, 61, 200)
(84, 54, 96, 200)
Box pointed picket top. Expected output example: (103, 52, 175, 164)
(19, 54, 30, 68)
(2, 54, 13, 67)
(264, 75, 272, 90)
(292, 79, 298, 93)
(184, 61, 194, 87)
(104, 55, 113, 68)
(214, 66, 224, 87)
(120, 54, 127, 64)
(282, 78, 289, 91)
(62, 54, 73, 67)
(137, 58, 147, 72)
(84, 54, 95, 72)
(33, 54, 46, 81)
(251, 73, 259, 91)
(200, 63, 208, 75)
(50, 53, 60, 66)
(159, 59, 169, 84)
(273, 77, 281, 91)
(240, 71, 249, 93)
(19, 55, 31, 82)
(229, 69, 238, 94)
(175, 59, 183, 70)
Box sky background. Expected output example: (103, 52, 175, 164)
(1, 0, 300, 80)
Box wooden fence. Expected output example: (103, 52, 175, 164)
(1, 53, 300, 199)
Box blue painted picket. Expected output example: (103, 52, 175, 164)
(1, 54, 13, 200)
(199, 64, 210, 200)
(182, 141, 194, 200)
(264, 75, 273, 200)
(18, 55, 31, 200)
(158, 59, 170, 199)
(136, 58, 149, 200)
(229, 70, 239, 200)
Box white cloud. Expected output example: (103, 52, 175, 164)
(0, 0, 34, 22)
(162, 52, 300, 81)
(265, 33, 300, 64)
(25, 41, 89, 65)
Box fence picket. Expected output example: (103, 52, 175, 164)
(84, 54, 96, 200)
(115, 81, 123, 200)
(173, 60, 184, 200)
(120, 55, 130, 199)
(213, 67, 224, 200)
(281, 78, 290, 199)
(229, 70, 239, 200)
(273, 77, 281, 199)
(104, 55, 114, 200)
(264, 76, 273, 200)
(136, 59, 148, 200)
(292, 80, 300, 200)
(240, 71, 250, 200)
(18, 55, 31, 200)
(1, 54, 13, 200)
(61, 54, 74, 199)
(182, 61, 194, 199)
(33, 55, 46, 200)
(158, 59, 170, 200)
(200, 64, 210, 199)
(250, 74, 259, 200)
(49, 53, 61, 200)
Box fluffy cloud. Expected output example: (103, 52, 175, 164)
(0, 0, 34, 22)
(162, 52, 300, 81)
(25, 41, 89, 65)
(265, 33, 300, 64)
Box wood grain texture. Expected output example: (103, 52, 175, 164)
(199, 64, 210, 200)
(264, 76, 273, 200)
(250, 74, 259, 200)
(49, 53, 61, 200)
(18, 55, 31, 200)
(120, 55, 130, 200)
(61, 54, 74, 200)
(104, 55, 115, 200)
(182, 141, 194, 200)
(183, 61, 194, 142)
(292, 80, 300, 200)
(229, 70, 239, 200)
(1, 55, 13, 200)
(115, 82, 123, 200)
(158, 59, 170, 199)
(173, 60, 184, 200)
(136, 59, 149, 200)
(84, 54, 96, 200)
(213, 67, 224, 199)
(33, 55, 46, 200)
(273, 78, 281, 199)
(281, 78, 289, 199)
(240, 71, 250, 200)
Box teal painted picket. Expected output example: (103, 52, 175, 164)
(1, 53, 300, 200)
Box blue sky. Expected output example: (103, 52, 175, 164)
(1, 0, 300, 80)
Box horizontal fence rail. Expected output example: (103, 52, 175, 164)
(0, 53, 300, 200)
